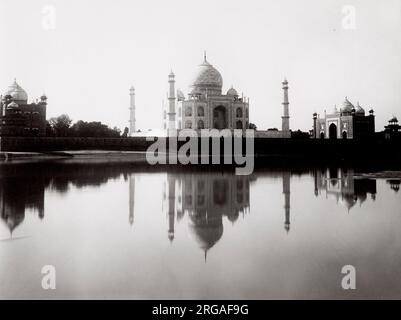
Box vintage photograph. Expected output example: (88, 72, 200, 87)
(1, 0, 401, 302)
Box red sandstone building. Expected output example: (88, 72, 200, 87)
(312, 97, 375, 140)
(0, 79, 47, 136)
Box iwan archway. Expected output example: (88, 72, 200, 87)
(213, 106, 227, 129)
(329, 123, 338, 139)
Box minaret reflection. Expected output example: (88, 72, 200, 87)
(283, 172, 291, 233)
(128, 174, 135, 226)
(313, 168, 377, 211)
(167, 175, 176, 242)
(163, 172, 251, 260)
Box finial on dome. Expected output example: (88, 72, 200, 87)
(204, 50, 207, 62)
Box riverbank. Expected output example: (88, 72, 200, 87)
(1, 136, 401, 167)
(0, 150, 149, 162)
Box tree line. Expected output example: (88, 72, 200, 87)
(46, 114, 129, 137)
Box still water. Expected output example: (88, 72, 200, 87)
(1, 160, 401, 299)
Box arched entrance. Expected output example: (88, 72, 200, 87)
(342, 131, 347, 139)
(213, 106, 227, 129)
(320, 132, 325, 139)
(329, 123, 337, 139)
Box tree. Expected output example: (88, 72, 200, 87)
(48, 114, 72, 137)
(249, 123, 257, 130)
(46, 114, 122, 137)
(69, 120, 121, 137)
(122, 127, 129, 137)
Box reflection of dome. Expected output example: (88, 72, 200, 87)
(4, 79, 28, 102)
(188, 222, 223, 251)
(226, 213, 239, 223)
(359, 193, 367, 204)
(340, 194, 357, 211)
(191, 56, 223, 92)
(1, 212, 25, 234)
(227, 87, 238, 96)
(341, 97, 354, 113)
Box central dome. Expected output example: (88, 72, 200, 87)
(341, 97, 354, 113)
(4, 79, 28, 102)
(190, 55, 223, 94)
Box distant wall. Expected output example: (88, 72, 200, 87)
(255, 130, 291, 138)
(0, 136, 157, 152)
(1, 136, 400, 166)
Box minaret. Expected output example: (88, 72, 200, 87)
(129, 175, 135, 226)
(313, 112, 318, 139)
(162, 100, 167, 130)
(167, 71, 176, 134)
(283, 171, 291, 233)
(281, 78, 290, 137)
(129, 86, 136, 136)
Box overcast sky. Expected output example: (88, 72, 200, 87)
(1, 0, 400, 131)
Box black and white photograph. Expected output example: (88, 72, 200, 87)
(1, 0, 401, 307)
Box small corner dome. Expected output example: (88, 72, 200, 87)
(7, 101, 19, 108)
(177, 89, 185, 101)
(341, 97, 354, 112)
(227, 87, 238, 96)
(355, 102, 365, 115)
(4, 79, 28, 102)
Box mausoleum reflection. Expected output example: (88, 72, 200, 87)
(0, 161, 135, 237)
(162, 172, 252, 259)
(1, 162, 389, 244)
(313, 168, 377, 211)
(387, 179, 400, 193)
(0, 172, 45, 237)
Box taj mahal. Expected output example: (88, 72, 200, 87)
(129, 53, 291, 138)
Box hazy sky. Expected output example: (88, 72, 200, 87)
(1, 0, 400, 131)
